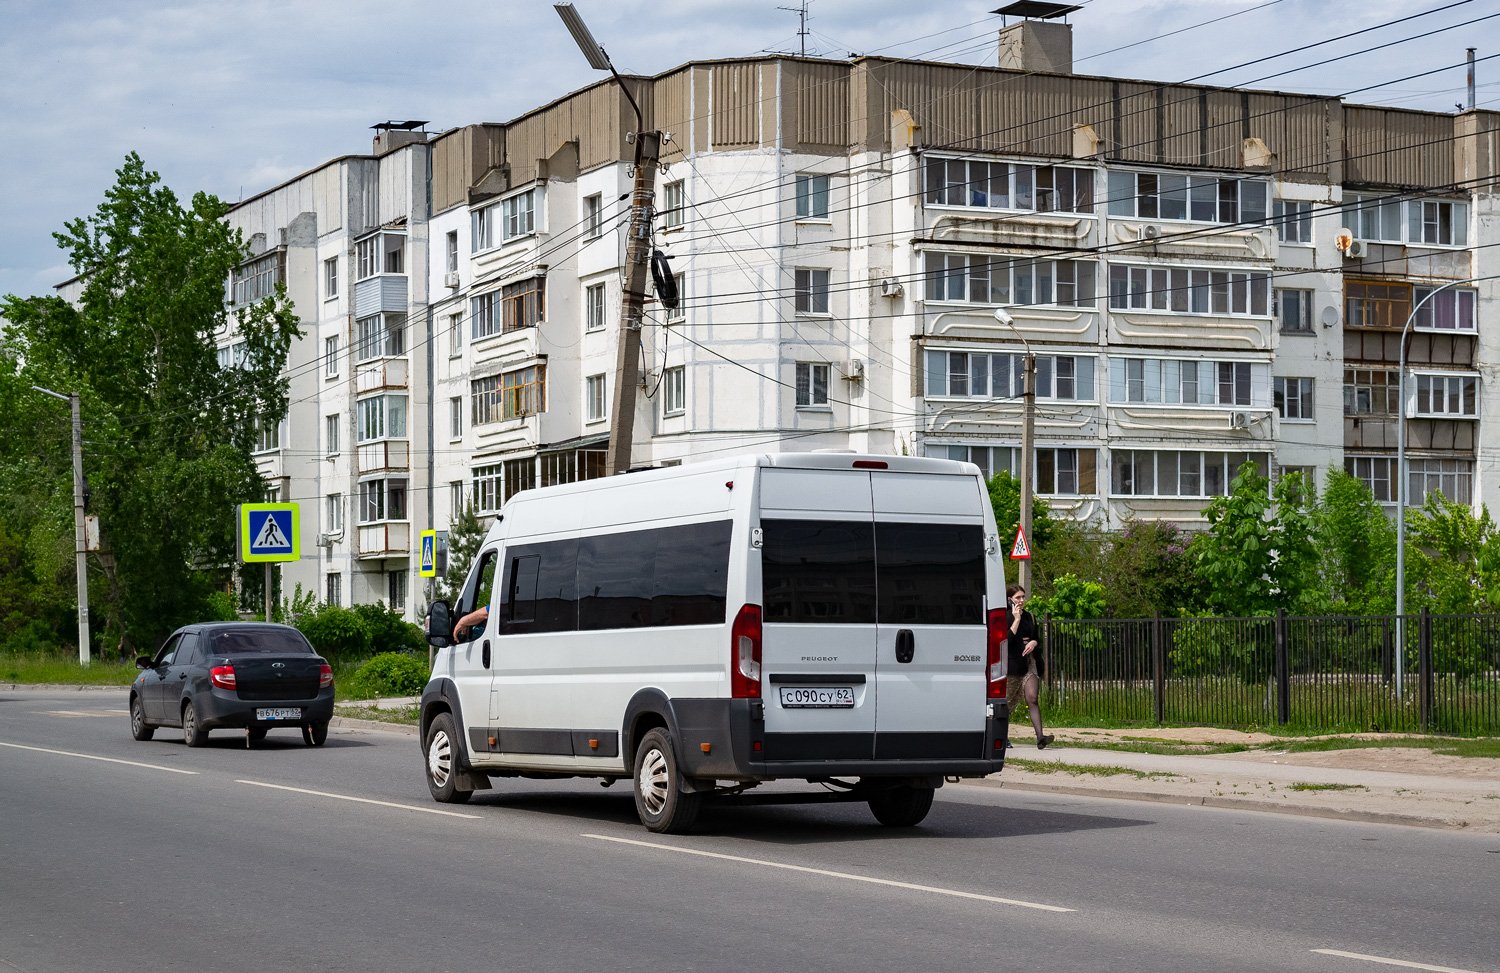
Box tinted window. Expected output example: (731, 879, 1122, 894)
(762, 520, 877, 624)
(176, 633, 203, 667)
(153, 634, 181, 666)
(875, 523, 985, 625)
(501, 538, 579, 634)
(578, 521, 732, 631)
(208, 629, 314, 655)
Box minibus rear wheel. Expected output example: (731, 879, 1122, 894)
(867, 783, 934, 827)
(632, 728, 701, 833)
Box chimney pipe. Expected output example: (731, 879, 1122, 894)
(1467, 48, 1477, 111)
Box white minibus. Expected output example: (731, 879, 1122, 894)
(420, 452, 1011, 832)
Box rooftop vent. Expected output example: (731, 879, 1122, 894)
(993, 2, 1079, 75)
(372, 120, 430, 156)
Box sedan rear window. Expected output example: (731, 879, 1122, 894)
(209, 629, 314, 655)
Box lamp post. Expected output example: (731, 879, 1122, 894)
(33, 385, 90, 665)
(994, 308, 1035, 592)
(1395, 277, 1476, 695)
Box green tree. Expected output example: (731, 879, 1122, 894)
(436, 500, 487, 604)
(986, 471, 1055, 584)
(1315, 468, 1395, 614)
(0, 153, 300, 655)
(1405, 492, 1499, 613)
(1194, 463, 1279, 617)
(1029, 573, 1106, 620)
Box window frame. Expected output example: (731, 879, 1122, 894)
(449, 396, 463, 441)
(584, 193, 603, 239)
(661, 181, 686, 229)
(1276, 288, 1314, 334)
(663, 365, 686, 416)
(1412, 287, 1476, 333)
(1410, 371, 1479, 418)
(586, 282, 607, 332)
(794, 268, 831, 316)
(923, 253, 1096, 309)
(795, 362, 831, 409)
(585, 373, 607, 423)
(1109, 449, 1270, 499)
(1274, 376, 1315, 422)
(323, 256, 338, 299)
(325, 413, 340, 456)
(356, 394, 408, 443)
(1107, 356, 1269, 408)
(1107, 262, 1270, 317)
(1272, 199, 1313, 244)
(445, 230, 459, 273)
(924, 157, 1096, 215)
(324, 335, 340, 378)
(795, 173, 831, 220)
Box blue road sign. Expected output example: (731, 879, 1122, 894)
(419, 529, 437, 578)
(239, 503, 300, 563)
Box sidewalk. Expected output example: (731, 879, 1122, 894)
(975, 727, 1500, 832)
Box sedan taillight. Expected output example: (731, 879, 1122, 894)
(319, 664, 333, 690)
(210, 665, 236, 690)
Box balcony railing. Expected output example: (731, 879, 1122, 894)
(356, 357, 408, 393)
(357, 522, 410, 558)
(357, 439, 409, 473)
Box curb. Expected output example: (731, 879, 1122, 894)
(330, 714, 418, 737)
(0, 683, 127, 693)
(965, 777, 1476, 831)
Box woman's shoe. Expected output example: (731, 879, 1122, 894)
(1036, 734, 1054, 750)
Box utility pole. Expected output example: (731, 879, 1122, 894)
(1019, 353, 1036, 593)
(555, 2, 661, 476)
(34, 386, 90, 664)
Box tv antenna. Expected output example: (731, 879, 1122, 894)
(777, 0, 811, 56)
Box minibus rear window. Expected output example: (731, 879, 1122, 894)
(761, 520, 878, 624)
(874, 523, 985, 625)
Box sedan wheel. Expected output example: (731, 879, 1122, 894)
(129, 696, 154, 741)
(182, 701, 208, 748)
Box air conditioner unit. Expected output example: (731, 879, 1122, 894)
(316, 534, 334, 549)
(1230, 411, 1253, 429)
(879, 278, 904, 298)
(444, 271, 461, 288)
(1139, 224, 1162, 241)
(838, 359, 865, 381)
(1344, 240, 1366, 259)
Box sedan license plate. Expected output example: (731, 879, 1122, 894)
(778, 686, 854, 709)
(257, 707, 302, 721)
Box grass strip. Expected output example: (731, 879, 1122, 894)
(1287, 782, 1367, 792)
(1, 654, 138, 686)
(1006, 757, 1181, 781)
(334, 704, 419, 726)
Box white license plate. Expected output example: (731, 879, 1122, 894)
(257, 708, 302, 720)
(778, 687, 855, 709)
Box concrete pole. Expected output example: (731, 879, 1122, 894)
(605, 131, 661, 476)
(1019, 354, 1036, 593)
(70, 393, 90, 665)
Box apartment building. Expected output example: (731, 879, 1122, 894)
(210, 15, 1499, 617)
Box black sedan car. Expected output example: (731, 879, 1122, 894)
(129, 623, 335, 747)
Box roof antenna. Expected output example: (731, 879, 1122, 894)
(777, 0, 810, 57)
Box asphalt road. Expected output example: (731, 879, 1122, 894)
(2, 690, 1496, 973)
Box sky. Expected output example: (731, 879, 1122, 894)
(2, 0, 1497, 299)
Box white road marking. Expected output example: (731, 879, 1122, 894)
(0, 740, 198, 775)
(33, 709, 128, 718)
(582, 833, 1075, 912)
(236, 780, 481, 819)
(1313, 949, 1486, 973)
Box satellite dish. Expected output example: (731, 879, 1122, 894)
(1334, 228, 1354, 252)
(1321, 305, 1339, 328)
(650, 249, 679, 311)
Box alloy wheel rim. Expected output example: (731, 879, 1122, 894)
(639, 747, 669, 815)
(131, 701, 142, 732)
(428, 730, 452, 786)
(182, 706, 194, 740)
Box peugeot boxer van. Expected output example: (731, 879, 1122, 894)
(420, 453, 1011, 832)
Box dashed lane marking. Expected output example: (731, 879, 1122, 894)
(582, 832, 1075, 912)
(0, 740, 198, 775)
(33, 709, 128, 718)
(235, 780, 481, 818)
(1313, 949, 1487, 973)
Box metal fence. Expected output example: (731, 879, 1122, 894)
(1040, 610, 1500, 734)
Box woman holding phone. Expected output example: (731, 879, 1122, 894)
(1005, 584, 1053, 750)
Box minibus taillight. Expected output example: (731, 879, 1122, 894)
(210, 665, 236, 690)
(986, 608, 1007, 699)
(731, 604, 763, 698)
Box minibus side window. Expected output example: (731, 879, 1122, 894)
(455, 549, 498, 642)
(506, 555, 540, 623)
(498, 539, 578, 635)
(650, 521, 732, 626)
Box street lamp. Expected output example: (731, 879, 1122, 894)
(32, 385, 91, 665)
(1394, 277, 1478, 694)
(994, 308, 1036, 591)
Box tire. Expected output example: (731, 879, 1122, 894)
(423, 712, 473, 804)
(302, 721, 329, 747)
(182, 701, 208, 748)
(867, 784, 935, 827)
(248, 727, 268, 742)
(129, 696, 154, 741)
(632, 728, 701, 834)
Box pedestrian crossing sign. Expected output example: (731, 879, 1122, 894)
(1010, 524, 1032, 560)
(419, 530, 437, 578)
(238, 503, 300, 563)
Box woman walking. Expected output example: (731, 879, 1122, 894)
(1006, 584, 1053, 750)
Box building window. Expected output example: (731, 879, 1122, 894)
(663, 366, 686, 415)
(1274, 377, 1314, 421)
(1414, 373, 1478, 417)
(356, 237, 379, 280)
(502, 277, 544, 332)
(503, 457, 536, 502)
(324, 257, 338, 298)
(795, 268, 830, 315)
(586, 282, 606, 332)
(1277, 289, 1313, 333)
(325, 493, 342, 534)
(325, 414, 340, 455)
(473, 466, 502, 513)
(355, 313, 405, 361)
(926, 158, 1094, 214)
(388, 570, 407, 612)
(1409, 459, 1472, 505)
(1106, 171, 1266, 223)
(585, 374, 607, 422)
(667, 273, 685, 322)
(472, 376, 502, 426)
(448, 312, 463, 357)
(1107, 264, 1269, 316)
(584, 194, 603, 238)
(449, 396, 463, 439)
(503, 366, 545, 418)
(925, 254, 1096, 308)
(356, 394, 407, 442)
(1272, 200, 1312, 243)
(252, 415, 280, 453)
(1036, 448, 1097, 495)
(661, 180, 686, 229)
(472, 205, 497, 253)
(541, 452, 577, 488)
(1345, 456, 1397, 502)
(503, 189, 536, 239)
(383, 238, 404, 274)
(1346, 194, 1404, 243)
(1105, 357, 1266, 407)
(359, 478, 407, 523)
(325, 572, 342, 607)
(926, 351, 1096, 402)
(471, 293, 498, 340)
(324, 335, 340, 376)
(472, 189, 538, 251)
(232, 253, 281, 306)
(1345, 280, 1412, 329)
(796, 174, 830, 218)
(1410, 200, 1468, 247)
(1413, 287, 1476, 332)
(796, 362, 830, 408)
(580, 449, 607, 481)
(929, 444, 1017, 478)
(1343, 369, 1400, 415)
(450, 480, 464, 517)
(445, 231, 458, 273)
(1111, 450, 1269, 498)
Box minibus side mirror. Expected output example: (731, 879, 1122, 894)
(426, 601, 453, 648)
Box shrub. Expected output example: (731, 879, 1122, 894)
(343, 651, 430, 699)
(296, 604, 372, 658)
(201, 590, 239, 622)
(1031, 574, 1105, 620)
(351, 602, 425, 655)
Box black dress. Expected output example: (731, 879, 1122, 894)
(1006, 609, 1044, 681)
